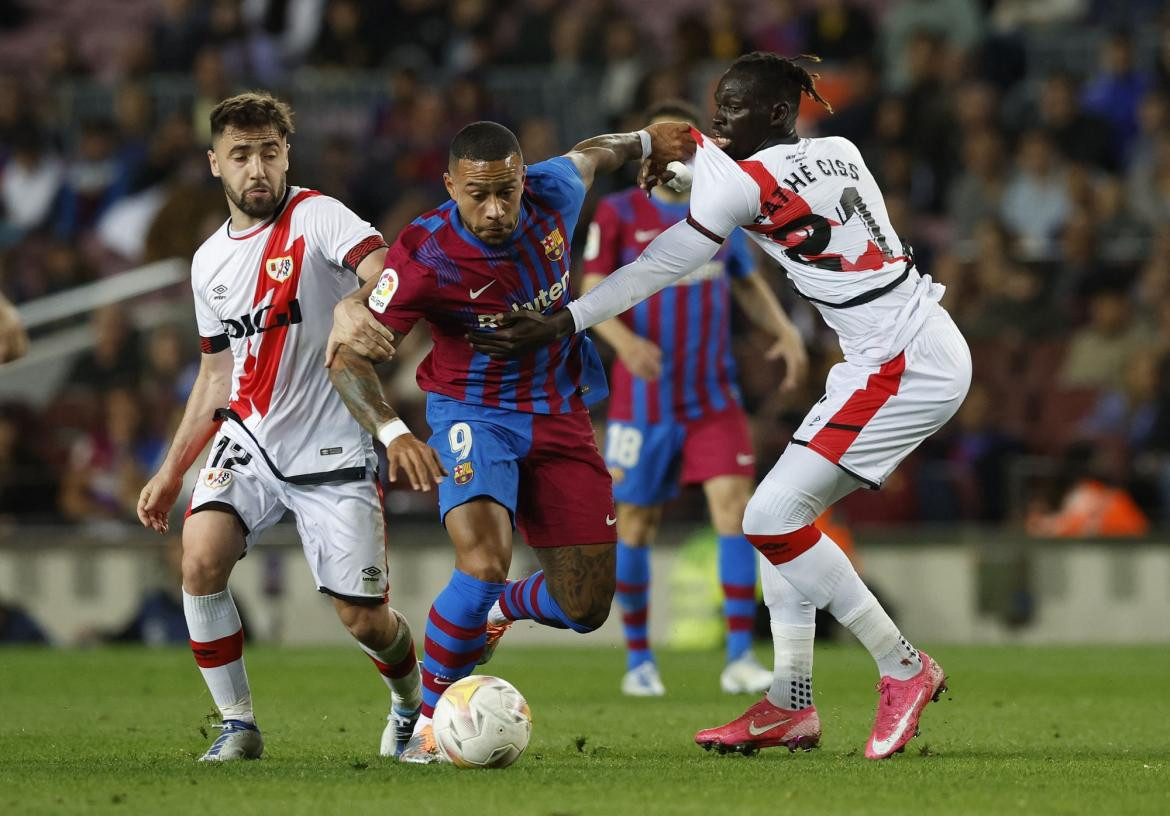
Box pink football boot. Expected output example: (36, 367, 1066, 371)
(695, 697, 821, 756)
(865, 651, 948, 759)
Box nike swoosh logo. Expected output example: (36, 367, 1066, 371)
(747, 717, 791, 736)
(735, 453, 755, 466)
(634, 229, 660, 243)
(606, 515, 617, 525)
(434, 677, 454, 686)
(869, 688, 926, 755)
(469, 281, 495, 299)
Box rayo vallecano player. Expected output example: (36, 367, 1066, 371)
(137, 92, 445, 762)
(470, 52, 972, 760)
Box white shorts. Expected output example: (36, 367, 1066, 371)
(187, 426, 388, 603)
(792, 307, 971, 488)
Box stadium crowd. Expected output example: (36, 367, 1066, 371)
(0, 0, 1168, 531)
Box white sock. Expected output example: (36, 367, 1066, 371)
(486, 599, 507, 625)
(837, 592, 921, 680)
(755, 531, 921, 682)
(760, 554, 816, 710)
(183, 588, 254, 724)
(414, 713, 433, 735)
(360, 609, 422, 712)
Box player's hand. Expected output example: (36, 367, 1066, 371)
(325, 297, 395, 367)
(618, 336, 663, 381)
(765, 326, 809, 394)
(639, 122, 697, 195)
(0, 296, 29, 363)
(468, 309, 576, 358)
(386, 435, 448, 492)
(137, 470, 183, 534)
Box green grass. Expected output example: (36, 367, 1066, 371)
(1, 644, 1167, 815)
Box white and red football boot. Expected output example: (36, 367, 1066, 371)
(694, 697, 821, 756)
(865, 650, 948, 759)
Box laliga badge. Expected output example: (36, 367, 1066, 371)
(453, 461, 475, 485)
(266, 256, 293, 283)
(368, 267, 398, 313)
(203, 468, 233, 489)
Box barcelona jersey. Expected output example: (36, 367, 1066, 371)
(370, 157, 607, 414)
(583, 188, 753, 424)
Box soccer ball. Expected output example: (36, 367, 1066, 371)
(432, 675, 532, 768)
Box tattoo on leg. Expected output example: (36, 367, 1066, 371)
(536, 544, 616, 621)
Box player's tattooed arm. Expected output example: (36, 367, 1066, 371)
(328, 345, 448, 490)
(565, 122, 696, 190)
(326, 274, 395, 367)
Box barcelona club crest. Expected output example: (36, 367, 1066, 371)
(266, 255, 294, 283)
(453, 461, 475, 485)
(542, 228, 565, 261)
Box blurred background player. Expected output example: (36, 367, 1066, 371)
(328, 119, 695, 762)
(582, 100, 808, 697)
(470, 52, 970, 760)
(136, 92, 434, 762)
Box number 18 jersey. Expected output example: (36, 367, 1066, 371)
(686, 130, 944, 364)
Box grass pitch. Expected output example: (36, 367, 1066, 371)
(1, 643, 1167, 815)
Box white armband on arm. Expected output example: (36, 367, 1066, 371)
(567, 219, 722, 332)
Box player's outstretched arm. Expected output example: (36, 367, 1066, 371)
(469, 218, 721, 359)
(328, 345, 448, 491)
(137, 350, 234, 534)
(731, 271, 808, 393)
(564, 123, 696, 190)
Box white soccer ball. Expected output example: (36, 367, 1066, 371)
(432, 675, 532, 769)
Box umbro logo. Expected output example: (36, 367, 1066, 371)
(361, 566, 382, 578)
(212, 284, 228, 301)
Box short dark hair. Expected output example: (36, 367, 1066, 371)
(209, 91, 295, 140)
(645, 99, 702, 127)
(728, 52, 833, 115)
(449, 121, 521, 164)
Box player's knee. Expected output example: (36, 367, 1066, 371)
(617, 506, 657, 546)
(553, 585, 614, 632)
(339, 604, 392, 649)
(457, 552, 509, 584)
(180, 546, 231, 595)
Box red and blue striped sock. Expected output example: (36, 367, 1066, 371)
(615, 540, 652, 670)
(718, 534, 758, 662)
(420, 569, 505, 718)
(497, 570, 595, 634)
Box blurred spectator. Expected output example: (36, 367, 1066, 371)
(1082, 351, 1160, 451)
(882, 0, 983, 90)
(597, 16, 645, 124)
(1001, 129, 1070, 259)
(748, 0, 803, 57)
(152, 0, 208, 73)
(944, 382, 1024, 522)
(802, 0, 876, 63)
(0, 598, 49, 645)
(55, 120, 132, 239)
(1027, 444, 1150, 537)
(1080, 31, 1149, 156)
(1037, 73, 1115, 172)
(66, 305, 143, 393)
(0, 404, 56, 519)
(1, 123, 63, 237)
(1058, 287, 1152, 390)
(309, 0, 378, 70)
(947, 128, 1006, 250)
(58, 386, 163, 524)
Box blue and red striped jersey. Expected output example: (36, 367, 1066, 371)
(371, 157, 607, 414)
(583, 188, 753, 424)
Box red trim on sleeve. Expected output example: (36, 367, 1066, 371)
(342, 235, 388, 273)
(200, 334, 229, 354)
(686, 213, 724, 244)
